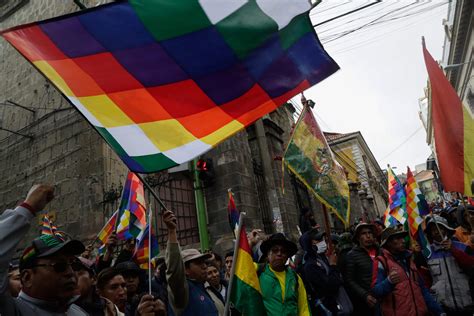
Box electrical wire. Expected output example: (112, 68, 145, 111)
(330, 5, 448, 55)
(378, 126, 424, 162)
(322, 1, 420, 45)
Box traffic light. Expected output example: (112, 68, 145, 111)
(196, 158, 215, 187)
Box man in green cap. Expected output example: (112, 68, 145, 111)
(0, 184, 88, 315)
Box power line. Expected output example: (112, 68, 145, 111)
(313, 1, 382, 27)
(325, 1, 448, 50)
(321, 1, 419, 44)
(330, 4, 448, 55)
(379, 126, 424, 162)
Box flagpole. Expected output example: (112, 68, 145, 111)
(134, 172, 169, 214)
(224, 212, 245, 316)
(148, 202, 153, 295)
(321, 204, 334, 253)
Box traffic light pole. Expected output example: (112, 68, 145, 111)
(192, 159, 210, 251)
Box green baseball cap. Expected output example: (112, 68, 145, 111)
(20, 234, 85, 270)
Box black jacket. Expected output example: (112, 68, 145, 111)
(299, 231, 344, 314)
(343, 245, 379, 315)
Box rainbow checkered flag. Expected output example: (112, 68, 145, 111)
(133, 223, 159, 269)
(41, 214, 66, 240)
(387, 167, 407, 225)
(406, 167, 431, 258)
(2, 0, 338, 174)
(116, 172, 147, 239)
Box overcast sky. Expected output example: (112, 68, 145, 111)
(292, 1, 449, 174)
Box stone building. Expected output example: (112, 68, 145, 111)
(325, 131, 388, 221)
(1, 0, 331, 254)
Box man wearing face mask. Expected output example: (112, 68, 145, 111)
(299, 229, 349, 315)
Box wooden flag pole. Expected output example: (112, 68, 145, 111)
(134, 172, 169, 213)
(148, 202, 153, 295)
(321, 203, 334, 253)
(223, 212, 245, 316)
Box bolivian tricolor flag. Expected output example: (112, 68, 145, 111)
(422, 39, 474, 196)
(230, 224, 265, 315)
(283, 106, 350, 226)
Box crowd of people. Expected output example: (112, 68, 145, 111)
(1, 184, 473, 315)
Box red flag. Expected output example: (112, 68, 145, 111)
(422, 39, 474, 195)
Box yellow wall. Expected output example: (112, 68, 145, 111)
(332, 147, 358, 183)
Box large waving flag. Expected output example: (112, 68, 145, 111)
(116, 172, 147, 239)
(134, 224, 159, 270)
(406, 167, 431, 258)
(2, 0, 339, 174)
(422, 39, 474, 196)
(228, 189, 240, 236)
(283, 106, 350, 226)
(387, 167, 407, 225)
(229, 224, 266, 315)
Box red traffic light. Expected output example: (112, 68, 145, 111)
(197, 159, 208, 171)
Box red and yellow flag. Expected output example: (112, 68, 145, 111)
(230, 224, 265, 315)
(422, 40, 474, 196)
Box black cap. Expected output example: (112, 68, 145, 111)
(20, 234, 85, 270)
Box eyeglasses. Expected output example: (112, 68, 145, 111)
(34, 260, 83, 273)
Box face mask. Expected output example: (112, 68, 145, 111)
(313, 240, 327, 254)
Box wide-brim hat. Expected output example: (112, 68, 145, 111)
(425, 215, 455, 234)
(353, 222, 375, 242)
(181, 249, 212, 264)
(260, 233, 298, 258)
(380, 227, 408, 247)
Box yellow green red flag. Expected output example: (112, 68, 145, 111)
(283, 106, 350, 226)
(229, 224, 265, 315)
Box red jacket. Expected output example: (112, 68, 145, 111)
(373, 249, 429, 316)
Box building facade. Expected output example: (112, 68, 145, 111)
(325, 132, 388, 221)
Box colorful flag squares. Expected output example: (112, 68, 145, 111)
(134, 224, 159, 270)
(1, 0, 339, 173)
(406, 167, 431, 258)
(41, 214, 66, 240)
(116, 172, 147, 239)
(97, 209, 118, 244)
(422, 40, 474, 196)
(41, 214, 55, 235)
(283, 107, 350, 226)
(228, 189, 239, 235)
(229, 224, 266, 315)
(387, 167, 407, 225)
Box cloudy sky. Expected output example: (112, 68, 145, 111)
(292, 1, 449, 173)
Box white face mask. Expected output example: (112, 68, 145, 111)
(315, 240, 328, 254)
